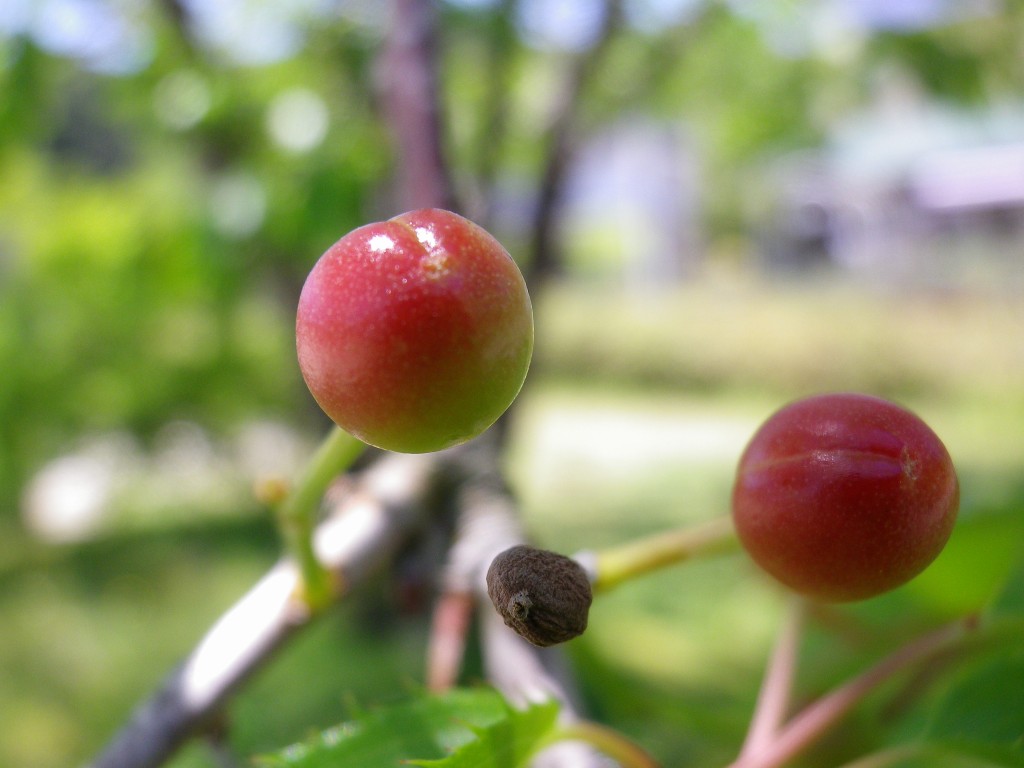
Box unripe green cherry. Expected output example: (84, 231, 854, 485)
(732, 393, 959, 602)
(296, 209, 533, 453)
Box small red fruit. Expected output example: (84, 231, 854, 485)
(296, 209, 533, 453)
(732, 393, 959, 602)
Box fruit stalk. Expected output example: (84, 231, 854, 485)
(550, 720, 660, 768)
(275, 425, 365, 610)
(589, 514, 739, 593)
(736, 596, 807, 761)
(727, 617, 972, 768)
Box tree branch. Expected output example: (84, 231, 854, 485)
(377, 0, 459, 212)
(472, 0, 518, 228)
(525, 0, 623, 288)
(85, 452, 441, 768)
(429, 435, 610, 767)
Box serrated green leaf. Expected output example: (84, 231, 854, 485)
(407, 697, 560, 768)
(256, 688, 559, 768)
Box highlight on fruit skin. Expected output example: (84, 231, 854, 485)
(731, 392, 960, 603)
(295, 208, 534, 454)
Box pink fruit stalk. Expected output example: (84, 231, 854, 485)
(296, 209, 533, 454)
(732, 393, 959, 602)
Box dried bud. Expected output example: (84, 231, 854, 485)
(485, 545, 593, 647)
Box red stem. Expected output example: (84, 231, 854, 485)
(736, 596, 806, 761)
(728, 618, 971, 768)
(425, 591, 474, 692)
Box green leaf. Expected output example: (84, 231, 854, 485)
(843, 741, 1024, 767)
(256, 688, 559, 768)
(991, 562, 1024, 618)
(407, 696, 559, 768)
(905, 512, 1024, 617)
(925, 649, 1024, 754)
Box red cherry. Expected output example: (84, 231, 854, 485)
(732, 393, 959, 602)
(296, 209, 533, 453)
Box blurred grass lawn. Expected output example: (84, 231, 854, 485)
(2, 276, 1022, 768)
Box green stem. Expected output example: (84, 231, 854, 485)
(590, 514, 739, 593)
(549, 721, 660, 768)
(275, 425, 365, 611)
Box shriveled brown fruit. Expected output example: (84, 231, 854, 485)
(485, 545, 593, 647)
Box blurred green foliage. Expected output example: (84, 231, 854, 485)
(2, 0, 1023, 521)
(0, 14, 388, 519)
(1, 2, 1023, 767)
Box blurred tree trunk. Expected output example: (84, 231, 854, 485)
(377, 0, 459, 212)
